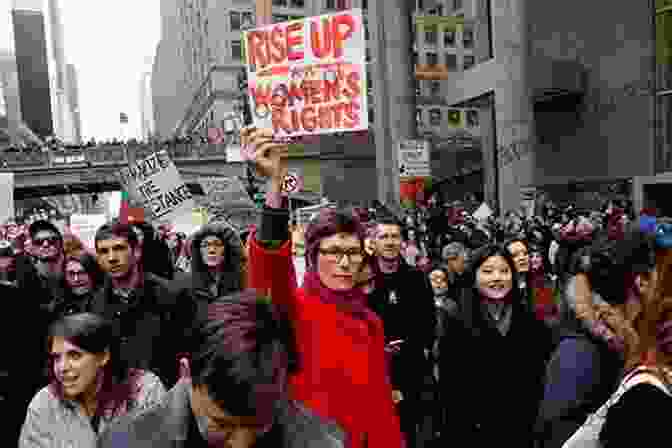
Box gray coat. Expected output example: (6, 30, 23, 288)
(97, 380, 345, 448)
(19, 370, 165, 448)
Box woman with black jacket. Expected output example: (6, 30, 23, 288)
(437, 243, 553, 447)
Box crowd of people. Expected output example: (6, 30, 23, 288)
(1, 126, 672, 447)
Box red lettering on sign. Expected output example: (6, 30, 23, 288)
(332, 14, 355, 59)
(247, 31, 268, 68)
(270, 26, 287, 64)
(286, 22, 304, 61)
(311, 18, 332, 59)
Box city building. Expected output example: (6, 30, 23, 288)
(139, 71, 155, 140)
(66, 63, 81, 144)
(11, 0, 77, 143)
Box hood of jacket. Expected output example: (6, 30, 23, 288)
(190, 222, 243, 297)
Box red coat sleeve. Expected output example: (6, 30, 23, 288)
(247, 232, 298, 323)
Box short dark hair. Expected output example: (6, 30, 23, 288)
(94, 220, 139, 251)
(189, 290, 298, 418)
(29, 220, 63, 241)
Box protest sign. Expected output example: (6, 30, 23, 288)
(398, 139, 431, 179)
(0, 173, 14, 224)
(118, 150, 195, 223)
(243, 9, 368, 137)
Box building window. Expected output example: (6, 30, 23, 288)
(231, 40, 243, 60)
(430, 80, 441, 96)
(413, 51, 419, 65)
(445, 53, 457, 70)
(427, 5, 443, 16)
(366, 47, 371, 62)
(415, 80, 421, 96)
(424, 24, 438, 45)
(273, 0, 287, 6)
(429, 109, 442, 126)
(364, 18, 370, 40)
(362, 0, 367, 10)
(291, 0, 305, 6)
(426, 52, 438, 66)
(368, 108, 374, 123)
(325, 0, 336, 9)
(453, 0, 463, 11)
(242, 12, 254, 28)
(656, 0, 672, 172)
(444, 27, 456, 47)
(463, 55, 475, 70)
(463, 26, 474, 48)
(230, 12, 241, 31)
(466, 109, 479, 127)
(273, 15, 289, 23)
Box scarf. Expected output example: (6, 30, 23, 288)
(302, 271, 370, 319)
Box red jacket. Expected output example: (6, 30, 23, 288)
(248, 238, 403, 448)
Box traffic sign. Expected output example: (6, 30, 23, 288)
(282, 172, 303, 194)
(398, 140, 431, 179)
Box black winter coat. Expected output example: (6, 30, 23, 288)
(88, 273, 193, 388)
(438, 287, 553, 447)
(367, 259, 436, 396)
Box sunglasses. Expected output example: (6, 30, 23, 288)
(33, 236, 60, 247)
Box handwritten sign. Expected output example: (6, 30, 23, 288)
(118, 150, 195, 223)
(243, 9, 368, 137)
(398, 139, 430, 179)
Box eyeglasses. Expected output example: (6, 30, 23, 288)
(318, 247, 364, 264)
(33, 236, 60, 247)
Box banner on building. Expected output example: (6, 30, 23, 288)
(243, 9, 368, 137)
(0, 173, 13, 225)
(118, 150, 195, 223)
(69, 214, 107, 250)
(398, 139, 431, 179)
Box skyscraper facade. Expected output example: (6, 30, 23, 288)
(66, 63, 81, 144)
(11, 0, 76, 143)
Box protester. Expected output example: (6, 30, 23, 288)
(63, 233, 86, 258)
(89, 220, 192, 388)
(184, 222, 246, 321)
(52, 253, 104, 318)
(19, 313, 165, 447)
(566, 225, 672, 447)
(242, 127, 403, 448)
(438, 243, 553, 447)
(98, 291, 345, 447)
(368, 214, 436, 448)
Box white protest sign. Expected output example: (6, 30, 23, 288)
(118, 150, 195, 223)
(472, 202, 493, 222)
(0, 173, 14, 224)
(69, 214, 107, 249)
(398, 139, 431, 179)
(243, 9, 368, 137)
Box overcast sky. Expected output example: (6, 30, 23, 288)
(1, 0, 160, 141)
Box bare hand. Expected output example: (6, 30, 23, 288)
(240, 127, 289, 183)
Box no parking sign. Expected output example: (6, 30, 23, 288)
(282, 172, 303, 194)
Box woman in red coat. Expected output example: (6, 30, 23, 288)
(241, 127, 403, 448)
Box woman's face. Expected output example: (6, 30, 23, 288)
(507, 241, 529, 273)
(65, 261, 94, 296)
(476, 255, 513, 296)
(317, 232, 364, 291)
(51, 337, 109, 400)
(200, 236, 226, 268)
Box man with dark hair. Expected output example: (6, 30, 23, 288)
(89, 219, 192, 388)
(99, 290, 345, 448)
(368, 214, 436, 448)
